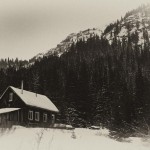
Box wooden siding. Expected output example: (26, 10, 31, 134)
(0, 111, 19, 128)
(25, 106, 56, 127)
(0, 87, 26, 108)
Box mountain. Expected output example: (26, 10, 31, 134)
(104, 4, 150, 46)
(0, 28, 102, 68)
(30, 4, 150, 64)
(29, 28, 102, 63)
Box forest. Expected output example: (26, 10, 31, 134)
(0, 5, 150, 135)
(0, 33, 150, 133)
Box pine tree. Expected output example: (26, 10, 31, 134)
(32, 70, 40, 96)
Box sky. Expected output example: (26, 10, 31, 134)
(0, 0, 150, 60)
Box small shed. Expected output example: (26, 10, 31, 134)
(0, 86, 59, 127)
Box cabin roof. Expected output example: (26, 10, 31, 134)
(1, 86, 59, 113)
(0, 108, 20, 114)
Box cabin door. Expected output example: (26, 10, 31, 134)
(0, 114, 8, 127)
(17, 109, 23, 123)
(52, 114, 55, 124)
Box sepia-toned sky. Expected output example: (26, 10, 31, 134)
(0, 0, 149, 60)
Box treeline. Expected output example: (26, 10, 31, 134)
(124, 4, 150, 19)
(0, 58, 29, 69)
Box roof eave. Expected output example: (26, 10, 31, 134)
(27, 104, 59, 113)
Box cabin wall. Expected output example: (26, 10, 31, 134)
(0, 88, 26, 108)
(0, 111, 20, 128)
(0, 88, 26, 127)
(24, 106, 56, 127)
(0, 107, 57, 128)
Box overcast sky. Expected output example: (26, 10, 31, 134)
(0, 0, 150, 60)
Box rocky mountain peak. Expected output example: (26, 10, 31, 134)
(104, 4, 150, 46)
(29, 28, 102, 63)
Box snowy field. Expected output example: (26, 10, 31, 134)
(0, 126, 149, 150)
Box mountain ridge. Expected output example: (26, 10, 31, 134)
(29, 28, 102, 64)
(104, 4, 150, 46)
(29, 4, 150, 64)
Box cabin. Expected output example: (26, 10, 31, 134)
(0, 86, 59, 128)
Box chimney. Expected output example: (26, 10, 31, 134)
(21, 80, 23, 94)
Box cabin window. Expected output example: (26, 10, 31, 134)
(28, 111, 33, 120)
(9, 93, 13, 102)
(43, 113, 47, 122)
(52, 114, 55, 123)
(35, 112, 40, 121)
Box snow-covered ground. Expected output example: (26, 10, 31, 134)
(0, 126, 149, 150)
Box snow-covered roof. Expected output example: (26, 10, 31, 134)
(1, 86, 59, 113)
(0, 108, 20, 114)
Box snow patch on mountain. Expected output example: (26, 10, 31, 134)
(105, 5, 150, 45)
